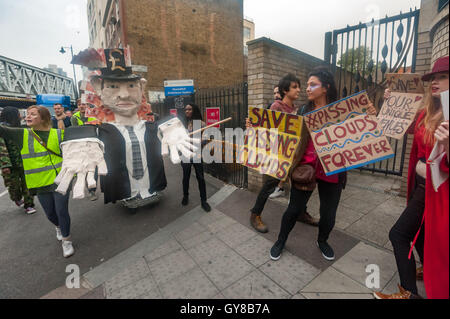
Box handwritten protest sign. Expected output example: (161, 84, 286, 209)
(310, 114, 394, 175)
(239, 107, 304, 181)
(386, 73, 425, 94)
(304, 92, 394, 176)
(303, 91, 371, 132)
(377, 92, 423, 139)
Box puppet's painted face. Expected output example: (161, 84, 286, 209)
(100, 79, 144, 117)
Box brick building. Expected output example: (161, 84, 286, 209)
(87, 0, 244, 92)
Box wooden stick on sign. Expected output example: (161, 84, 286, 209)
(188, 117, 233, 137)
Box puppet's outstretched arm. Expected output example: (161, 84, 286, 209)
(158, 118, 199, 164)
(54, 126, 107, 199)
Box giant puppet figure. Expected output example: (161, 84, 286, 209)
(54, 48, 197, 210)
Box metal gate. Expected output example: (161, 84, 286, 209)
(194, 83, 248, 189)
(324, 9, 420, 176)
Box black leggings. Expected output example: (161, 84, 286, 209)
(250, 176, 280, 216)
(277, 179, 343, 244)
(389, 174, 425, 295)
(182, 162, 207, 202)
(37, 191, 71, 238)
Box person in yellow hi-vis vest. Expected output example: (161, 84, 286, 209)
(0, 105, 74, 258)
(71, 99, 98, 201)
(71, 99, 96, 127)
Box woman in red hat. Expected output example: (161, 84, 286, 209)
(421, 56, 449, 299)
(374, 56, 449, 299)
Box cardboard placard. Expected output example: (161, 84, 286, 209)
(377, 92, 423, 139)
(303, 91, 370, 132)
(310, 114, 394, 176)
(239, 107, 304, 181)
(386, 73, 425, 94)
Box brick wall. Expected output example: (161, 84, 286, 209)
(431, 15, 449, 64)
(246, 37, 327, 191)
(123, 0, 244, 91)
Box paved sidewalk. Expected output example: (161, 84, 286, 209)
(41, 171, 426, 299)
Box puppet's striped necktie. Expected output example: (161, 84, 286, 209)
(125, 126, 144, 180)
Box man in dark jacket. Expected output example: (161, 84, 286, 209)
(52, 103, 71, 129)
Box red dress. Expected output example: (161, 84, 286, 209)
(424, 150, 449, 299)
(408, 111, 449, 298)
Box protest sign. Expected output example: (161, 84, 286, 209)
(310, 114, 394, 176)
(377, 92, 423, 139)
(206, 107, 220, 128)
(239, 107, 304, 181)
(303, 91, 371, 132)
(386, 73, 425, 94)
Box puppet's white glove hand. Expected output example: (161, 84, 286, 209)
(158, 118, 200, 164)
(54, 138, 107, 199)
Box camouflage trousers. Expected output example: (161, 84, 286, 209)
(1, 167, 34, 209)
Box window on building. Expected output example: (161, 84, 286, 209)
(244, 46, 248, 56)
(93, 20, 97, 39)
(244, 27, 251, 40)
(88, 2, 92, 20)
(438, 0, 448, 11)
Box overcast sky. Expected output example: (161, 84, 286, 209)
(244, 0, 421, 58)
(0, 0, 421, 84)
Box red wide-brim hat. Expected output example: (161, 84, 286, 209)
(422, 56, 449, 81)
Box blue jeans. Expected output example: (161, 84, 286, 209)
(37, 191, 71, 238)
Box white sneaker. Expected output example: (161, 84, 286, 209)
(25, 207, 36, 214)
(269, 187, 285, 199)
(62, 240, 74, 258)
(89, 191, 98, 201)
(55, 227, 63, 241)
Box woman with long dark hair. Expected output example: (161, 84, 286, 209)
(0, 107, 36, 214)
(270, 67, 376, 261)
(180, 104, 211, 212)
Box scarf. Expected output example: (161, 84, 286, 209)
(54, 114, 67, 130)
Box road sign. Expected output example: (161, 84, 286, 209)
(206, 107, 221, 128)
(164, 79, 194, 97)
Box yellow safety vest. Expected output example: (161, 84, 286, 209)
(20, 129, 63, 189)
(73, 112, 96, 126)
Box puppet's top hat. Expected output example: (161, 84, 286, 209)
(71, 47, 141, 81)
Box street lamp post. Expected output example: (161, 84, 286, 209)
(60, 45, 78, 100)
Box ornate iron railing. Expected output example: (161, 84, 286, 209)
(324, 9, 420, 176)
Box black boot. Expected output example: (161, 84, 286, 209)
(201, 201, 211, 212)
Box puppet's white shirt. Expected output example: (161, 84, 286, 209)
(110, 120, 152, 200)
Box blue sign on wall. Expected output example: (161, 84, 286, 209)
(164, 79, 194, 97)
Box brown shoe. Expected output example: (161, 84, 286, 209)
(373, 285, 422, 299)
(250, 213, 268, 233)
(297, 211, 319, 227)
(416, 267, 423, 280)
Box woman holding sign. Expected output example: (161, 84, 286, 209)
(374, 56, 449, 299)
(270, 67, 377, 262)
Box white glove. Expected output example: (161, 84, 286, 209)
(158, 118, 200, 164)
(54, 138, 108, 199)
